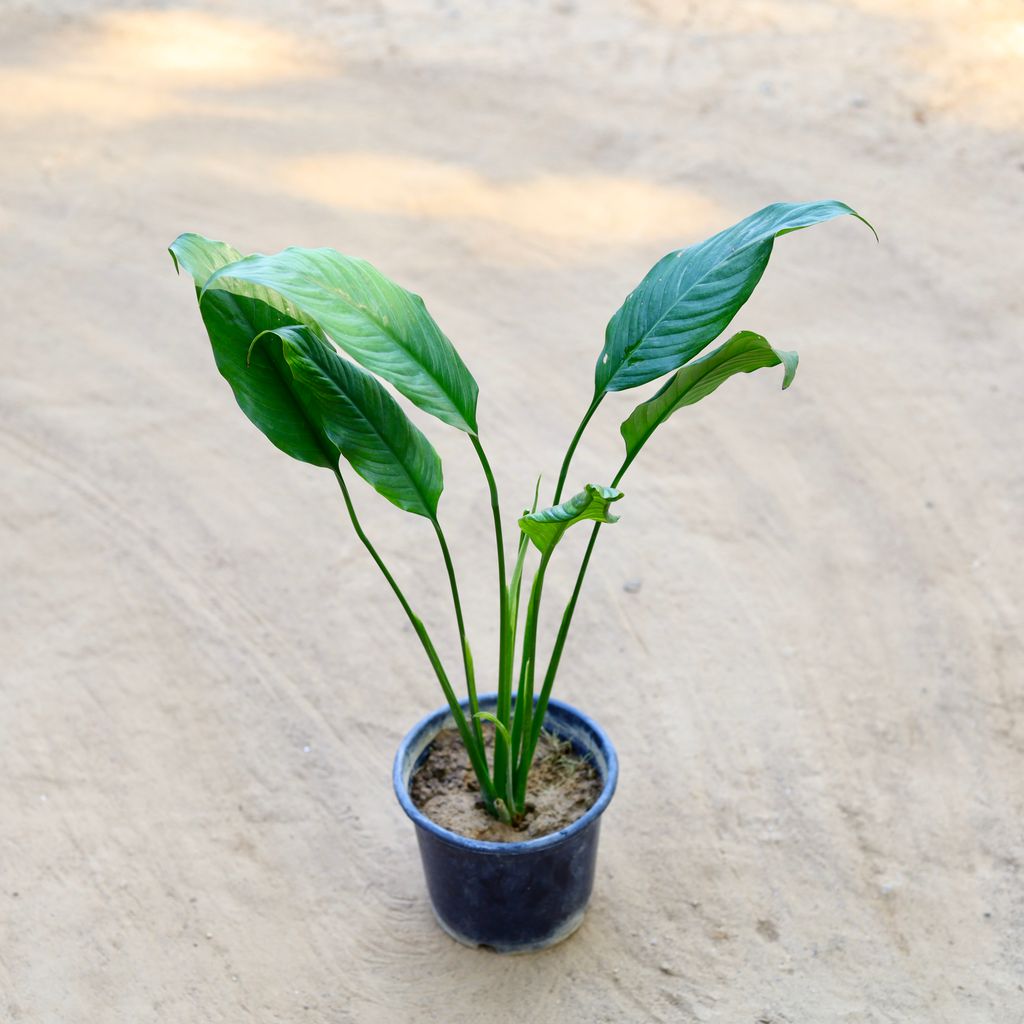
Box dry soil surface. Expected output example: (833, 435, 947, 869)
(1, 2, 1022, 1022)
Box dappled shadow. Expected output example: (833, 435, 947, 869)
(895, 6, 1024, 131)
(0, 9, 330, 125)
(2, 1, 1019, 137)
(629, 0, 1023, 133)
(275, 152, 726, 247)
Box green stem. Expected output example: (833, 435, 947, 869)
(521, 457, 629, 780)
(506, 532, 530, 669)
(469, 434, 512, 797)
(510, 548, 553, 811)
(553, 393, 603, 504)
(522, 522, 601, 776)
(331, 469, 494, 802)
(474, 712, 516, 817)
(432, 518, 484, 754)
(501, 480, 540, 752)
(508, 652, 530, 773)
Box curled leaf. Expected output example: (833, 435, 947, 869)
(620, 330, 798, 467)
(519, 484, 623, 554)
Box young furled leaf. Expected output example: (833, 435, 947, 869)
(519, 484, 623, 555)
(204, 247, 480, 434)
(596, 201, 873, 396)
(620, 330, 798, 470)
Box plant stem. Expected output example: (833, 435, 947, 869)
(501, 484, 539, 771)
(431, 518, 484, 754)
(520, 458, 629, 778)
(508, 649, 530, 774)
(469, 434, 513, 798)
(474, 711, 517, 816)
(510, 547, 553, 811)
(521, 521, 601, 776)
(505, 532, 530, 681)
(332, 468, 495, 802)
(553, 393, 603, 504)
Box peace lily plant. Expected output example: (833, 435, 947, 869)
(169, 200, 873, 825)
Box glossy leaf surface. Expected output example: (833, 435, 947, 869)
(261, 325, 444, 518)
(204, 248, 479, 433)
(620, 330, 797, 466)
(596, 200, 872, 394)
(169, 233, 337, 468)
(519, 484, 623, 554)
(169, 233, 242, 288)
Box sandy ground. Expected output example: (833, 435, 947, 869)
(2, 1, 1022, 1020)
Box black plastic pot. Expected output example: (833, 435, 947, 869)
(393, 693, 618, 953)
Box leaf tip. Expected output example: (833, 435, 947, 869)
(586, 482, 624, 503)
(779, 350, 799, 390)
(840, 203, 878, 243)
(857, 212, 880, 243)
(246, 328, 277, 368)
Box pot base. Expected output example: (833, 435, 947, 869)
(432, 903, 587, 954)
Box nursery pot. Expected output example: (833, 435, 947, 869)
(393, 694, 618, 954)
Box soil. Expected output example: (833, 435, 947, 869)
(410, 727, 602, 842)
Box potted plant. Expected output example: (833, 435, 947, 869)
(169, 200, 873, 953)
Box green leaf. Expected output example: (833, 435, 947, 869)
(519, 484, 623, 554)
(258, 325, 443, 518)
(620, 331, 797, 467)
(169, 233, 242, 288)
(203, 248, 480, 434)
(169, 233, 338, 469)
(596, 200, 873, 395)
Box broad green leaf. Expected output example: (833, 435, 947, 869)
(257, 325, 443, 518)
(620, 331, 797, 467)
(596, 200, 873, 395)
(169, 233, 338, 469)
(519, 484, 623, 554)
(204, 248, 480, 434)
(169, 233, 242, 288)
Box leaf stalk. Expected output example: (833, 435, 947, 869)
(334, 468, 494, 802)
(552, 393, 602, 504)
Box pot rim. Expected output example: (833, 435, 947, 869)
(393, 693, 618, 856)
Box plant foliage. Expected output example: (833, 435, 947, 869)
(170, 201, 873, 820)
